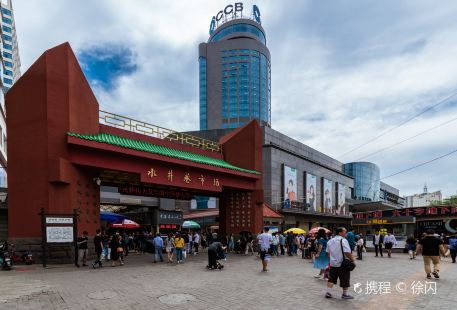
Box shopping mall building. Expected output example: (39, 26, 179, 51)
(188, 3, 404, 232)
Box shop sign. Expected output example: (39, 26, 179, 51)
(159, 211, 183, 224)
(352, 216, 415, 225)
(354, 206, 457, 219)
(118, 186, 194, 200)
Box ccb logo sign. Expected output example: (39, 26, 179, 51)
(209, 3, 261, 35)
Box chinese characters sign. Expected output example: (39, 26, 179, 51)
(353, 206, 457, 219)
(118, 186, 194, 200)
(140, 165, 223, 192)
(227, 191, 252, 231)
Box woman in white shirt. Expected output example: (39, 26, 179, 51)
(356, 235, 364, 260)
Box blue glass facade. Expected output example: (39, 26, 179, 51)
(220, 49, 270, 129)
(199, 19, 270, 130)
(199, 57, 207, 130)
(210, 23, 266, 44)
(343, 162, 380, 202)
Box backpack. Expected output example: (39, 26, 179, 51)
(449, 238, 457, 250)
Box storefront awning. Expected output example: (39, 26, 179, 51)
(183, 210, 219, 220)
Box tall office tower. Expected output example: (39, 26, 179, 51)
(199, 3, 270, 130)
(0, 0, 21, 187)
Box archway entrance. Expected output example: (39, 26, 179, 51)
(6, 43, 264, 261)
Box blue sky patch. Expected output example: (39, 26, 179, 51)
(78, 45, 137, 90)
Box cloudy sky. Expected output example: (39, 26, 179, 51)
(13, 0, 457, 197)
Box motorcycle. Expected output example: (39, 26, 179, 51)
(22, 251, 34, 265)
(0, 244, 12, 270)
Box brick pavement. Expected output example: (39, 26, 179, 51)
(1, 251, 456, 310)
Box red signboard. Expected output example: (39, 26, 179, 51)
(353, 206, 457, 219)
(118, 186, 194, 200)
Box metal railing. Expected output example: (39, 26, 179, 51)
(99, 110, 221, 153)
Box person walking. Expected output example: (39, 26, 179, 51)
(110, 234, 124, 267)
(325, 227, 355, 299)
(258, 227, 273, 272)
(165, 234, 174, 263)
(356, 235, 364, 260)
(448, 233, 457, 263)
(193, 232, 200, 255)
(313, 228, 329, 279)
(245, 233, 255, 255)
(286, 232, 294, 256)
(416, 229, 446, 279)
(383, 232, 397, 258)
(188, 232, 193, 256)
(373, 231, 384, 257)
(406, 234, 417, 260)
(345, 228, 356, 253)
(174, 233, 185, 264)
(279, 233, 286, 256)
(308, 234, 317, 263)
(76, 231, 89, 268)
(153, 233, 164, 263)
(92, 229, 103, 268)
(228, 234, 234, 253)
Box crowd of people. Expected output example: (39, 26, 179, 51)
(76, 226, 457, 300)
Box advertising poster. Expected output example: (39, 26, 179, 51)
(283, 165, 297, 208)
(305, 173, 317, 212)
(337, 183, 347, 215)
(322, 178, 333, 213)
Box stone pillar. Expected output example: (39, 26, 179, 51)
(219, 121, 263, 236)
(6, 43, 101, 260)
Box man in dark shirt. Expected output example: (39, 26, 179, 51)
(207, 233, 225, 270)
(92, 229, 103, 268)
(417, 229, 446, 279)
(76, 231, 89, 268)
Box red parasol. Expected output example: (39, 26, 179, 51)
(109, 219, 140, 229)
(308, 227, 330, 235)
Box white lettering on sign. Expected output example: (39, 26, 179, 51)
(46, 217, 73, 224)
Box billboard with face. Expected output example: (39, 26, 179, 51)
(323, 178, 333, 213)
(283, 165, 297, 206)
(305, 173, 317, 212)
(337, 183, 347, 215)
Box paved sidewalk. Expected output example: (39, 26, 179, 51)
(1, 251, 456, 310)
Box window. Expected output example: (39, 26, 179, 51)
(4, 60, 12, 68)
(2, 17, 11, 25)
(210, 23, 266, 44)
(2, 25, 11, 33)
(2, 8, 12, 17)
(3, 77, 12, 85)
(199, 57, 207, 130)
(2, 51, 12, 59)
(4, 69, 12, 76)
(3, 43, 12, 50)
(2, 34, 12, 42)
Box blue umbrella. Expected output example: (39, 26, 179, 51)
(100, 211, 128, 222)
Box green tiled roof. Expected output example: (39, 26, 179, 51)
(68, 132, 260, 175)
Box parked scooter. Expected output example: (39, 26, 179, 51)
(0, 242, 12, 270)
(22, 250, 34, 265)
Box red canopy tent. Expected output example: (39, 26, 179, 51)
(109, 219, 140, 229)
